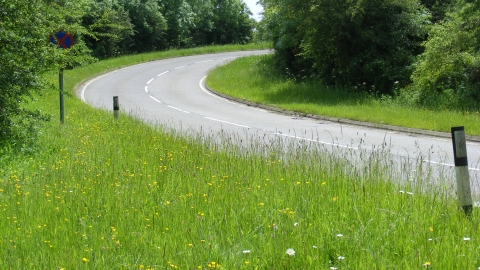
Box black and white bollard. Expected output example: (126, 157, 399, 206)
(451, 126, 473, 215)
(113, 96, 119, 119)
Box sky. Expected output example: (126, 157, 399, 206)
(242, 0, 264, 21)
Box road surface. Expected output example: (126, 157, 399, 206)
(78, 50, 480, 197)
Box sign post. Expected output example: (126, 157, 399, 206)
(50, 32, 74, 124)
(59, 68, 65, 124)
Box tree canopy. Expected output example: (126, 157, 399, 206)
(0, 0, 93, 149)
(261, 0, 431, 94)
(260, 0, 480, 108)
(0, 0, 255, 149)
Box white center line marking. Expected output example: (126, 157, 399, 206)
(158, 71, 169, 77)
(145, 86, 149, 93)
(149, 95, 162, 103)
(174, 65, 187, 70)
(204, 117, 250, 129)
(168, 105, 190, 114)
(147, 78, 154, 85)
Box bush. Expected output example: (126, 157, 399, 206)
(408, 0, 480, 110)
(262, 0, 430, 94)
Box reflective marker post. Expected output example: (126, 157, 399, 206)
(451, 126, 473, 215)
(113, 96, 119, 119)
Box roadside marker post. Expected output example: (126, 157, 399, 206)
(113, 96, 120, 119)
(451, 126, 473, 215)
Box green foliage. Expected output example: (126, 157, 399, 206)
(2, 47, 480, 268)
(0, 0, 93, 150)
(161, 0, 196, 48)
(420, 0, 455, 22)
(119, 0, 168, 52)
(207, 55, 480, 135)
(81, 0, 255, 52)
(82, 0, 135, 58)
(209, 0, 256, 44)
(408, 0, 480, 110)
(262, 0, 430, 95)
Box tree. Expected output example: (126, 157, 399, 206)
(0, 0, 93, 149)
(119, 0, 168, 52)
(408, 0, 480, 109)
(82, 0, 135, 58)
(160, 0, 196, 48)
(186, 0, 215, 46)
(210, 0, 255, 44)
(262, 0, 430, 94)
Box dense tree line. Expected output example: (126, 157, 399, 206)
(0, 0, 255, 149)
(260, 0, 480, 109)
(83, 0, 255, 58)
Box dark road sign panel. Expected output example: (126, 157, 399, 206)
(50, 32, 74, 49)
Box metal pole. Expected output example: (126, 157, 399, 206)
(113, 96, 119, 119)
(59, 68, 65, 124)
(451, 126, 472, 215)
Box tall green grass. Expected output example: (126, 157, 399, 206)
(207, 55, 480, 136)
(1, 45, 479, 269)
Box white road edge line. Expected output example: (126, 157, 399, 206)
(199, 76, 222, 99)
(149, 95, 162, 104)
(199, 76, 267, 112)
(275, 132, 357, 150)
(425, 160, 480, 171)
(80, 61, 163, 101)
(204, 117, 250, 129)
(168, 105, 190, 114)
(158, 71, 169, 77)
(80, 71, 117, 102)
(196, 60, 213, 64)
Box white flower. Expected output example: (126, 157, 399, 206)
(330, 267, 338, 270)
(336, 234, 344, 237)
(337, 256, 345, 260)
(312, 245, 318, 249)
(286, 248, 295, 256)
(463, 237, 471, 241)
(243, 250, 251, 254)
(293, 222, 299, 227)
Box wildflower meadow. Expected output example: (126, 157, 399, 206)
(1, 45, 480, 269)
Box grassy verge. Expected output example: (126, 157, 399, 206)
(206, 55, 480, 136)
(1, 45, 479, 269)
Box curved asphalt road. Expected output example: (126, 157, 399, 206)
(78, 50, 480, 196)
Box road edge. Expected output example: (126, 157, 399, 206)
(204, 82, 480, 143)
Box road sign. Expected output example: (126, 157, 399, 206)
(50, 32, 74, 49)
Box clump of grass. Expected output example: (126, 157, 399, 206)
(1, 45, 479, 269)
(207, 55, 480, 136)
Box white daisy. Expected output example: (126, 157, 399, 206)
(286, 248, 295, 256)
